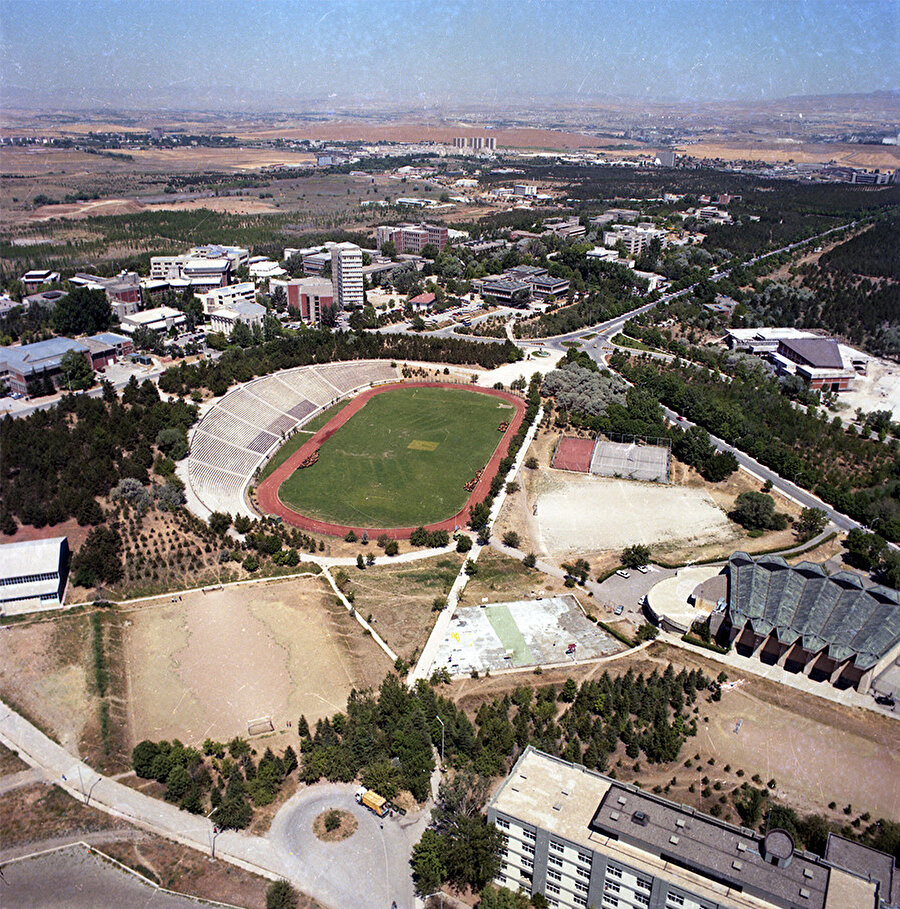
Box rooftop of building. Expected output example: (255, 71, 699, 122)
(778, 337, 844, 370)
(825, 834, 900, 906)
(123, 306, 184, 324)
(1, 337, 88, 370)
(727, 551, 900, 669)
(0, 536, 67, 579)
(490, 747, 878, 909)
(726, 327, 818, 341)
(408, 292, 436, 305)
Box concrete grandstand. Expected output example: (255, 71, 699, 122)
(182, 360, 400, 520)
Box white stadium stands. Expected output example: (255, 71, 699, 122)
(184, 360, 401, 519)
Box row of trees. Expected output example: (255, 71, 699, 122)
(614, 354, 900, 541)
(157, 330, 521, 398)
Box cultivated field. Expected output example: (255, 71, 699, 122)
(678, 139, 900, 168)
(121, 576, 390, 746)
(278, 386, 515, 528)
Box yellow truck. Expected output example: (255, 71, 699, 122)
(355, 786, 388, 818)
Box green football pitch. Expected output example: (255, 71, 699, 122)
(276, 386, 514, 528)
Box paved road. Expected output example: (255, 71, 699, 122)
(268, 784, 428, 909)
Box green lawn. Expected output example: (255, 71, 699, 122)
(278, 386, 514, 528)
(259, 400, 353, 480)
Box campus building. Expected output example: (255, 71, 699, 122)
(488, 746, 882, 909)
(376, 222, 449, 254)
(452, 136, 497, 151)
(198, 282, 258, 316)
(208, 301, 266, 335)
(0, 537, 70, 615)
(284, 277, 334, 325)
(0, 337, 91, 396)
(710, 552, 900, 695)
(70, 271, 142, 318)
(20, 269, 60, 292)
(331, 242, 364, 310)
(120, 306, 186, 336)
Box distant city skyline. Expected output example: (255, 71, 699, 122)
(1, 0, 897, 111)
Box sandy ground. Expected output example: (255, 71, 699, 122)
(836, 357, 900, 421)
(528, 470, 734, 559)
(678, 139, 900, 168)
(476, 349, 564, 389)
(22, 194, 282, 223)
(121, 577, 390, 746)
(0, 617, 93, 753)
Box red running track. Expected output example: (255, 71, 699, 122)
(255, 382, 526, 540)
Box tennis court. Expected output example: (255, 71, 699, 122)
(590, 439, 670, 483)
(552, 437, 595, 472)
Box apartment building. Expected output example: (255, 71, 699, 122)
(489, 747, 880, 909)
(452, 136, 497, 151)
(331, 242, 364, 309)
(376, 222, 449, 254)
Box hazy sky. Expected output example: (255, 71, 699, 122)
(2, 0, 898, 109)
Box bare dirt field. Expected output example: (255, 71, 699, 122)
(459, 547, 572, 607)
(340, 553, 464, 662)
(0, 614, 94, 754)
(527, 470, 734, 558)
(678, 139, 900, 168)
(835, 356, 900, 422)
(121, 576, 391, 747)
(450, 641, 900, 824)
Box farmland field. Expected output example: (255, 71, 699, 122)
(277, 386, 514, 528)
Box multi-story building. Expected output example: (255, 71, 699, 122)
(376, 223, 449, 254)
(284, 277, 334, 326)
(20, 269, 60, 292)
(150, 251, 233, 288)
(120, 306, 186, 336)
(489, 747, 882, 909)
(0, 337, 91, 396)
(480, 278, 532, 305)
(452, 136, 497, 151)
(603, 226, 666, 258)
(0, 537, 69, 615)
(331, 243, 364, 310)
(209, 301, 266, 335)
(198, 283, 258, 316)
(70, 271, 142, 318)
(514, 183, 538, 197)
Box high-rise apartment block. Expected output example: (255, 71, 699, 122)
(376, 222, 449, 255)
(452, 136, 497, 151)
(331, 243, 364, 310)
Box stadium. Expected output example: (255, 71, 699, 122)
(184, 361, 525, 538)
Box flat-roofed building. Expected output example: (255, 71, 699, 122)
(590, 209, 641, 228)
(376, 222, 449, 254)
(198, 282, 258, 315)
(70, 271, 142, 317)
(81, 332, 134, 369)
(0, 537, 70, 615)
(209, 301, 266, 335)
(481, 278, 532, 305)
(0, 337, 91, 396)
(331, 242, 364, 310)
(21, 269, 60, 292)
(284, 277, 333, 325)
(529, 275, 571, 300)
(22, 289, 68, 310)
(120, 306, 186, 336)
(489, 746, 880, 909)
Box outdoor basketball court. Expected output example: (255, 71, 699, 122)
(433, 595, 622, 675)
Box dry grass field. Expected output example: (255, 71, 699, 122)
(450, 641, 900, 825)
(340, 553, 464, 662)
(120, 576, 390, 747)
(0, 613, 95, 754)
(678, 138, 900, 168)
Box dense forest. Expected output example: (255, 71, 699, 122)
(818, 214, 900, 280)
(614, 353, 900, 541)
(0, 378, 196, 534)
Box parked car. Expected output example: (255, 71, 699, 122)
(875, 694, 895, 707)
(614, 604, 624, 616)
(637, 565, 650, 574)
(616, 569, 630, 579)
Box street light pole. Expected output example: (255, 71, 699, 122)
(435, 715, 445, 768)
(206, 807, 221, 861)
